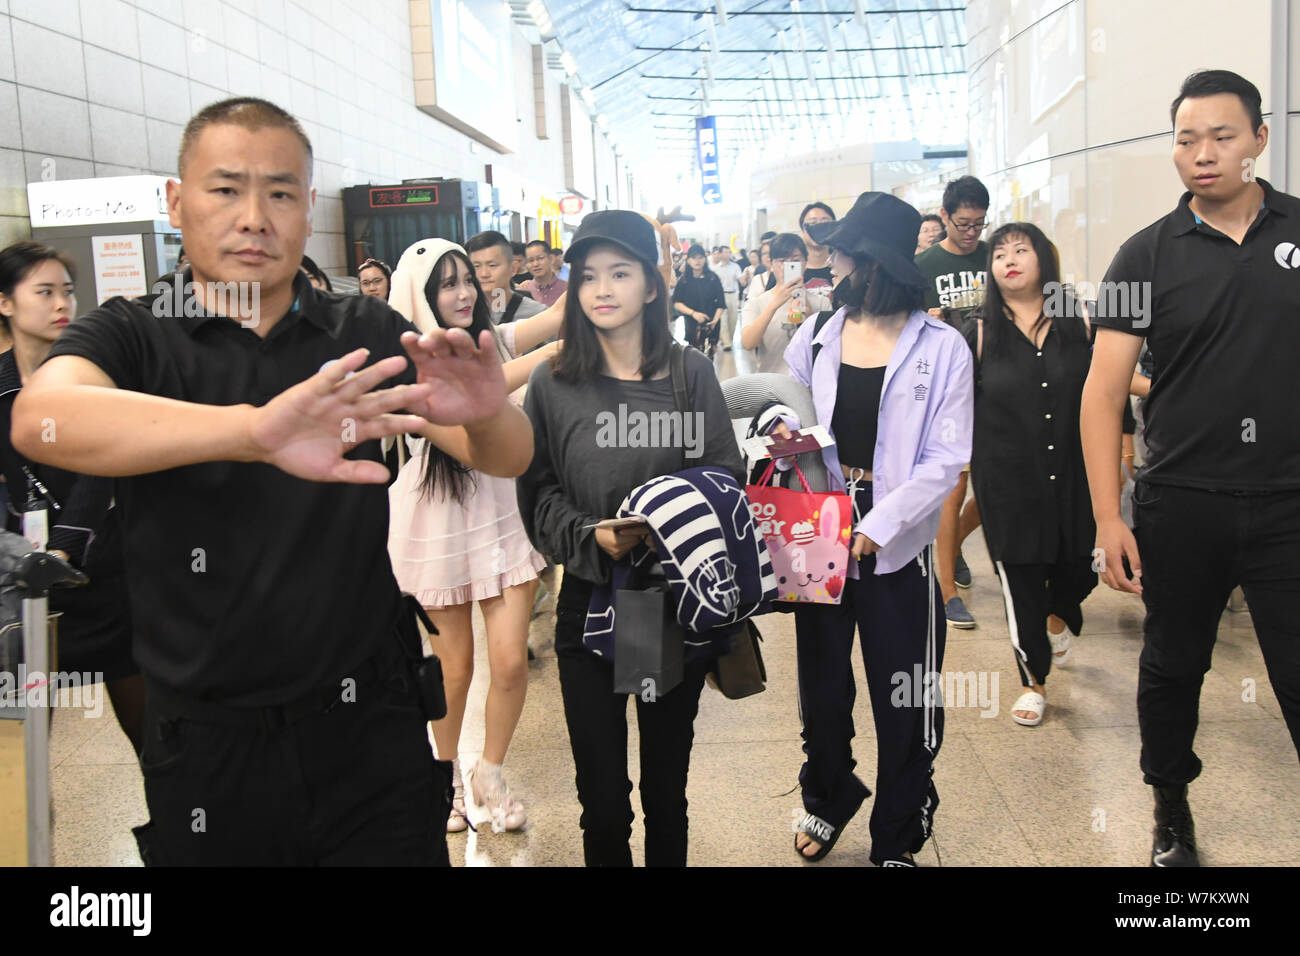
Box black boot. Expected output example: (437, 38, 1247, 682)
(1151, 784, 1199, 867)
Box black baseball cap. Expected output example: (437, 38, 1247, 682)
(564, 210, 660, 267)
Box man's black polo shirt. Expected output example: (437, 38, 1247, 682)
(46, 272, 421, 706)
(1092, 178, 1300, 491)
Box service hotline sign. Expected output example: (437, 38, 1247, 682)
(91, 234, 148, 304)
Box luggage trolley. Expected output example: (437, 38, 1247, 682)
(0, 479, 87, 865)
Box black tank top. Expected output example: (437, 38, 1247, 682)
(832, 364, 886, 470)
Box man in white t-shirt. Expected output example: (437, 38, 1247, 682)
(709, 246, 743, 352)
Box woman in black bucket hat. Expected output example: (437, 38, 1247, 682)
(772, 192, 975, 864)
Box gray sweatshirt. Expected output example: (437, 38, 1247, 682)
(518, 348, 745, 583)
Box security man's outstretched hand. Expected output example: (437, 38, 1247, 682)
(400, 328, 509, 426)
(248, 348, 434, 483)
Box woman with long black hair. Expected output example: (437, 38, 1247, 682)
(967, 223, 1097, 726)
(386, 238, 563, 835)
(519, 211, 744, 866)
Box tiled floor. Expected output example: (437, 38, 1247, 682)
(12, 350, 1300, 866)
(31, 527, 1300, 867)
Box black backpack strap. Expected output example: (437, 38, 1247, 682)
(670, 344, 691, 470)
(808, 310, 834, 366)
(502, 292, 524, 324)
(670, 343, 689, 415)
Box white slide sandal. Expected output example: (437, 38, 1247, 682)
(1048, 625, 1075, 665)
(1011, 690, 1046, 726)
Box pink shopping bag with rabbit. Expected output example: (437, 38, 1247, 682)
(746, 461, 852, 605)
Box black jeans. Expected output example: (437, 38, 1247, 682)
(137, 639, 451, 866)
(554, 575, 710, 866)
(793, 541, 945, 864)
(1133, 480, 1300, 785)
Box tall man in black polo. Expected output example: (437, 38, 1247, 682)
(1082, 70, 1300, 867)
(12, 98, 535, 866)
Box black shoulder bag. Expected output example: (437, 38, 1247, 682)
(668, 344, 768, 699)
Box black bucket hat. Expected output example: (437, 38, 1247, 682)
(805, 192, 928, 289)
(564, 210, 660, 267)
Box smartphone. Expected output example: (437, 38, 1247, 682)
(783, 260, 803, 285)
(584, 517, 650, 533)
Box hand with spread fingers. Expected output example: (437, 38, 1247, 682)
(248, 347, 434, 483)
(400, 327, 509, 426)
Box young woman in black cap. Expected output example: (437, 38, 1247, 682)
(518, 211, 744, 866)
(772, 192, 973, 865)
(671, 243, 725, 356)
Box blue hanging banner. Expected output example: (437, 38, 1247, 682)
(695, 116, 723, 205)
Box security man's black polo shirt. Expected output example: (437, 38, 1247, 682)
(1092, 178, 1300, 492)
(46, 272, 421, 706)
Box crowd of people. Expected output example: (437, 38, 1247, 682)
(5, 66, 1298, 869)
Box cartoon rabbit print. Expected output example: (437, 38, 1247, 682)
(769, 495, 846, 602)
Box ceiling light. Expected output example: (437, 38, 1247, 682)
(559, 51, 578, 75)
(580, 87, 596, 109)
(527, 0, 552, 34)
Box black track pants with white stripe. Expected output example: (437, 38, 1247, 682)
(794, 546, 946, 864)
(995, 554, 1095, 687)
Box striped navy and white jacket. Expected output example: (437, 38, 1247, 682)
(582, 465, 777, 659)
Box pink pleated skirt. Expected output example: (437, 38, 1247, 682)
(387, 451, 545, 609)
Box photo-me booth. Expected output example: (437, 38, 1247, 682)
(26, 175, 181, 309)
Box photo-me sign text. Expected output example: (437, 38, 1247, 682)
(27, 175, 170, 228)
(413, 0, 518, 153)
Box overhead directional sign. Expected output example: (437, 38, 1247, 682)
(695, 116, 723, 205)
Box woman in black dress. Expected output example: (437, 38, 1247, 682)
(0, 241, 142, 752)
(670, 244, 725, 356)
(967, 223, 1096, 727)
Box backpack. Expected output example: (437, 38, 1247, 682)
(501, 292, 525, 324)
(808, 311, 834, 366)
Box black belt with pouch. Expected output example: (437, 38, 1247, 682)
(397, 593, 447, 721)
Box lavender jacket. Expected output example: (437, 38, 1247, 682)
(782, 307, 974, 575)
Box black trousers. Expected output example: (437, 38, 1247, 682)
(995, 551, 1096, 687)
(1133, 481, 1300, 786)
(554, 575, 710, 866)
(137, 640, 452, 866)
(793, 543, 945, 864)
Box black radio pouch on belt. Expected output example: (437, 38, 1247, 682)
(398, 593, 447, 721)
